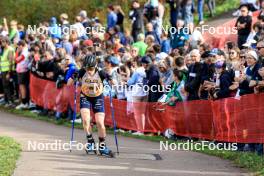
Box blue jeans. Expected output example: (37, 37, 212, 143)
(198, 0, 204, 22)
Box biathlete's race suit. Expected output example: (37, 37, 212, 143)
(77, 67, 113, 156)
(79, 68, 106, 113)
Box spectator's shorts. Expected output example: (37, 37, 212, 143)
(80, 93, 105, 113)
(17, 71, 29, 85)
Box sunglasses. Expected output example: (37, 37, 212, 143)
(229, 52, 236, 55)
(240, 55, 246, 58)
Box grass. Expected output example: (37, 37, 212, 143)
(0, 106, 263, 175)
(0, 136, 21, 176)
(193, 0, 240, 24)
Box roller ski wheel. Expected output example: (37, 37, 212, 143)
(99, 146, 115, 158)
(85, 143, 97, 155)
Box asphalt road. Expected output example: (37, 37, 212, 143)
(0, 111, 249, 176)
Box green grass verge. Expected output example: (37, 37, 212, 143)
(1, 107, 263, 175)
(0, 136, 21, 176)
(193, 0, 240, 24)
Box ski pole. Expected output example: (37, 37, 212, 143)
(109, 88, 119, 155)
(70, 80, 78, 152)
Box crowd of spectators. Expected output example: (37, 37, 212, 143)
(0, 0, 263, 155)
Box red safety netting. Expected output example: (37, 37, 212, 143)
(30, 74, 264, 143)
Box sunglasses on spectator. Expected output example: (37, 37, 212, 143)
(229, 52, 236, 55)
(241, 10, 247, 12)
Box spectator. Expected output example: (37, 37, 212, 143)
(107, 5, 118, 30)
(60, 13, 70, 36)
(15, 40, 30, 109)
(8, 20, 20, 44)
(256, 40, 264, 65)
(164, 69, 187, 106)
(71, 16, 87, 40)
(158, 58, 174, 87)
(129, 0, 144, 42)
(160, 31, 171, 54)
(145, 23, 161, 44)
(132, 33, 148, 57)
(206, 0, 216, 17)
(61, 35, 73, 55)
(197, 0, 205, 25)
(0, 37, 15, 107)
(166, 0, 182, 27)
(185, 49, 204, 100)
(237, 50, 262, 95)
(182, 0, 194, 31)
(79, 10, 90, 29)
(114, 5, 125, 32)
(141, 56, 162, 102)
(48, 17, 62, 40)
(235, 5, 252, 49)
(170, 19, 189, 49)
(211, 61, 233, 99)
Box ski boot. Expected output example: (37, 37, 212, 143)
(99, 145, 114, 158)
(85, 142, 97, 155)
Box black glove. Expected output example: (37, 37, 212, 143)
(56, 75, 65, 89)
(71, 71, 79, 81)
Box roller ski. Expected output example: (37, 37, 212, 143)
(85, 142, 97, 155)
(98, 145, 115, 158)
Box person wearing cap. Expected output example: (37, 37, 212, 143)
(209, 48, 226, 61)
(236, 50, 262, 95)
(199, 51, 216, 99)
(103, 55, 120, 97)
(132, 33, 148, 56)
(48, 17, 62, 40)
(235, 5, 252, 49)
(141, 55, 163, 102)
(210, 61, 232, 99)
(107, 4, 117, 31)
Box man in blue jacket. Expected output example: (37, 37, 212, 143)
(170, 20, 189, 49)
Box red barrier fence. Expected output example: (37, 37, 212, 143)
(30, 74, 264, 143)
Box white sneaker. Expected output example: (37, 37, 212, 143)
(117, 129, 125, 133)
(16, 103, 28, 110)
(30, 109, 41, 114)
(29, 101, 36, 109)
(199, 21, 205, 25)
(132, 131, 144, 136)
(71, 118, 82, 124)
